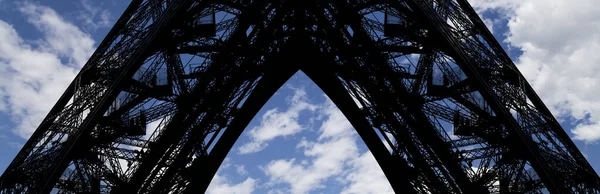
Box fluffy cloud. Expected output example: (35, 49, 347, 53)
(467, 0, 600, 143)
(206, 174, 258, 194)
(0, 2, 95, 138)
(238, 88, 318, 154)
(236, 164, 248, 176)
(340, 151, 394, 194)
(261, 97, 393, 194)
(206, 158, 257, 194)
(76, 0, 113, 31)
(19, 2, 96, 67)
(262, 137, 358, 193)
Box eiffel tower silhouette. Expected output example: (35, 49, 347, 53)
(1, 0, 598, 193)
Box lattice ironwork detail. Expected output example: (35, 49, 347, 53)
(1, 0, 598, 193)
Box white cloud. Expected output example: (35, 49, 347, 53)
(206, 159, 257, 194)
(236, 164, 248, 176)
(0, 2, 95, 138)
(76, 0, 113, 31)
(468, 0, 517, 12)
(206, 174, 257, 194)
(238, 88, 317, 154)
(266, 189, 286, 194)
(19, 2, 96, 66)
(262, 97, 393, 194)
(467, 0, 600, 143)
(262, 136, 358, 193)
(316, 97, 354, 140)
(221, 157, 233, 169)
(340, 151, 394, 194)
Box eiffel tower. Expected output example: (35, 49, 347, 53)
(1, 0, 599, 193)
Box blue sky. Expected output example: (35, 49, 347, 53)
(1, 0, 600, 193)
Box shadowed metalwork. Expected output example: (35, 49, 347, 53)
(1, 0, 598, 193)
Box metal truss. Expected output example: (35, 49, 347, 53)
(1, 0, 598, 193)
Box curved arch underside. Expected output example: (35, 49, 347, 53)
(0, 0, 599, 194)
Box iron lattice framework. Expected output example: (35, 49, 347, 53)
(0, 0, 598, 193)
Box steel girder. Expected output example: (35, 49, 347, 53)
(0, 0, 598, 194)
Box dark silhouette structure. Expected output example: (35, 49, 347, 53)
(0, 0, 598, 193)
